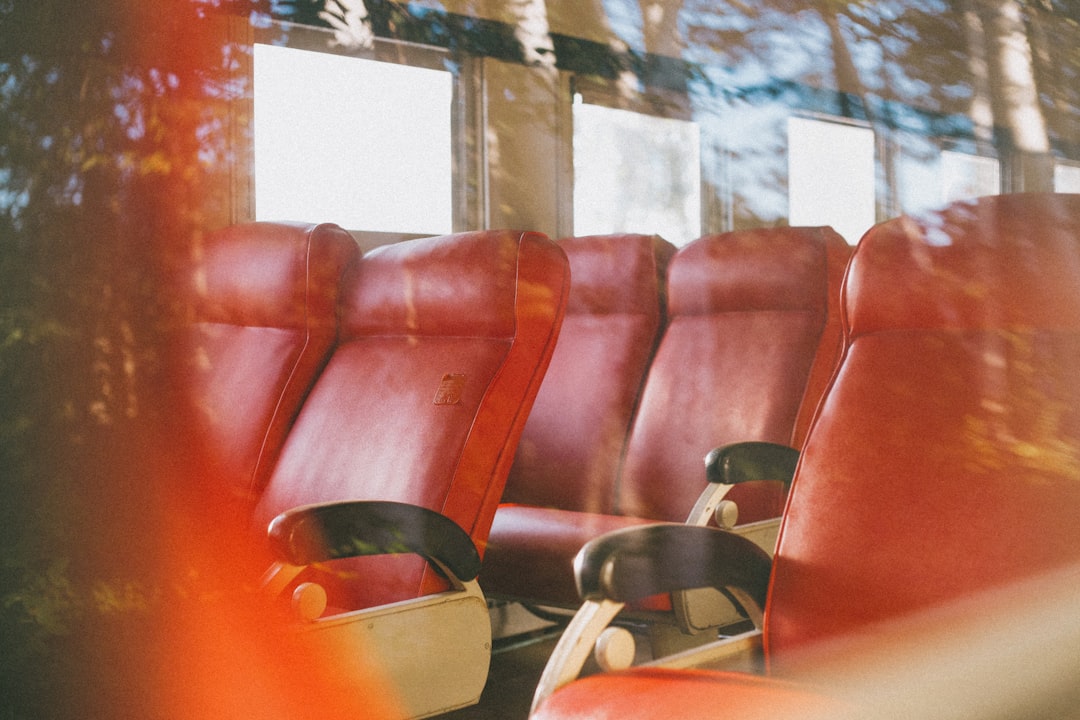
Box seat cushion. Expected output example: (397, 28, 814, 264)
(482, 505, 659, 605)
(533, 669, 845, 720)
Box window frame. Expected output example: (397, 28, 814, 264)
(237, 19, 481, 250)
(786, 112, 879, 245)
(563, 72, 709, 243)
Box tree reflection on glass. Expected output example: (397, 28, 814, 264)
(3, 1, 1079, 717)
(0, 1, 247, 716)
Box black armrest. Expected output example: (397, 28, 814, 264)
(574, 523, 772, 609)
(705, 441, 799, 487)
(267, 500, 482, 582)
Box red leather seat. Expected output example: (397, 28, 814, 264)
(254, 228, 568, 605)
(617, 226, 849, 525)
(164, 222, 411, 718)
(502, 234, 677, 514)
(531, 193, 1080, 720)
(255, 229, 569, 717)
(482, 227, 849, 611)
(481, 234, 675, 603)
(169, 221, 358, 514)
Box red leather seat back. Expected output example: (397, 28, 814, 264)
(790, 232, 851, 448)
(502, 234, 676, 514)
(618, 227, 843, 524)
(252, 230, 569, 609)
(171, 222, 358, 510)
(766, 194, 1080, 658)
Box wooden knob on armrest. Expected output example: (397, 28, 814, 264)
(594, 626, 636, 672)
(292, 582, 327, 622)
(714, 500, 739, 529)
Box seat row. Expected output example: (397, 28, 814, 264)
(169, 219, 853, 716)
(481, 226, 851, 640)
(172, 193, 1080, 720)
(169, 225, 570, 718)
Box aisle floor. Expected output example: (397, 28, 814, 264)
(437, 629, 562, 720)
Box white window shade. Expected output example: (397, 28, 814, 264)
(788, 116, 875, 244)
(573, 101, 701, 247)
(253, 43, 453, 234)
(1055, 162, 1080, 193)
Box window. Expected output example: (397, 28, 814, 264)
(940, 150, 1000, 202)
(253, 42, 454, 235)
(1055, 162, 1080, 193)
(787, 116, 876, 244)
(572, 98, 701, 247)
(895, 140, 1000, 216)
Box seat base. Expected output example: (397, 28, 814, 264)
(298, 580, 491, 719)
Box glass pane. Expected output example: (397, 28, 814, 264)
(1055, 163, 1080, 193)
(253, 43, 453, 234)
(787, 117, 875, 244)
(896, 144, 1001, 215)
(573, 100, 701, 247)
(941, 150, 1000, 203)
